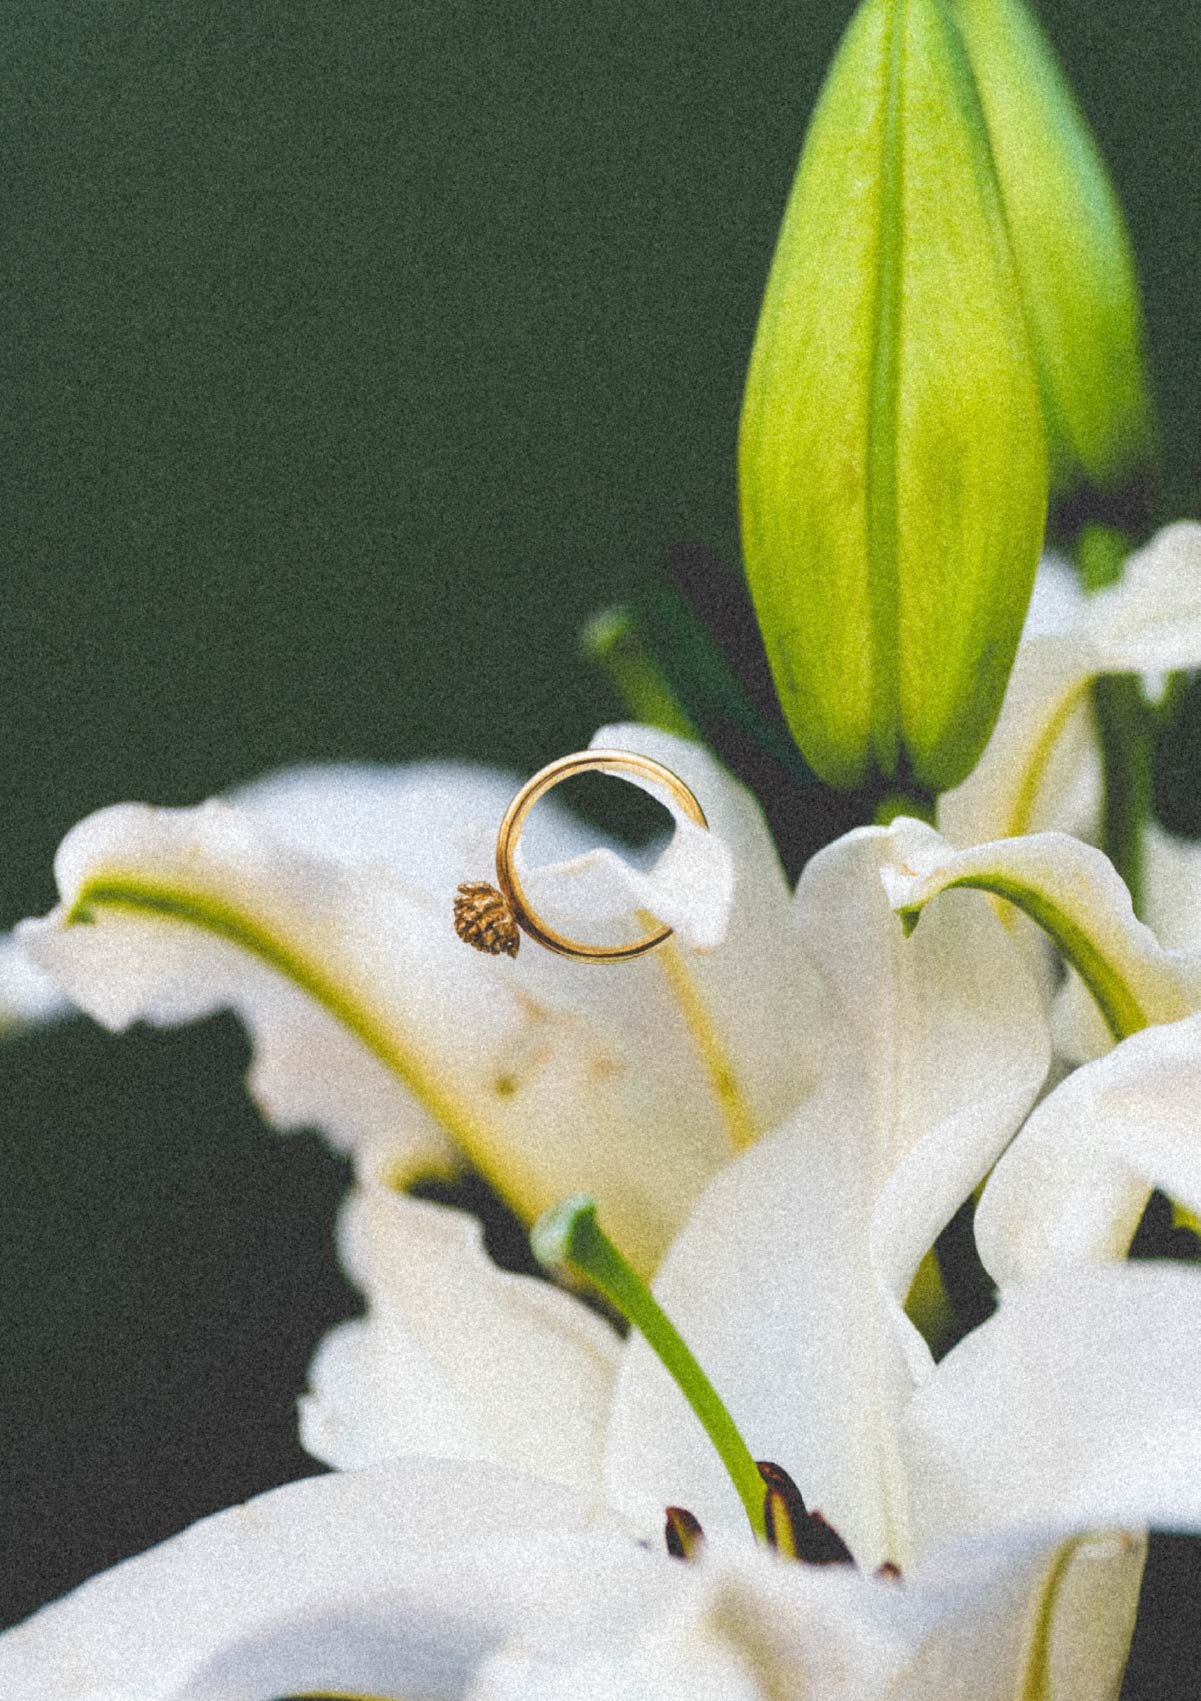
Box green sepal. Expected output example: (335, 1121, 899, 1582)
(949, 0, 1158, 506)
(739, 0, 1047, 792)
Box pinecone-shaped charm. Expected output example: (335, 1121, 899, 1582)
(453, 881, 520, 959)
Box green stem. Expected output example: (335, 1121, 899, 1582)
(1078, 522, 1151, 915)
(581, 606, 698, 741)
(1090, 674, 1151, 918)
(532, 1195, 767, 1540)
(874, 789, 936, 827)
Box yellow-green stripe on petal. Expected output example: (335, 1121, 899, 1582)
(68, 877, 526, 1203)
(882, 827, 1195, 1042)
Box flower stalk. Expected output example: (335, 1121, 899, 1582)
(532, 1194, 768, 1540)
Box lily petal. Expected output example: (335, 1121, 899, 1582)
(0, 1460, 664, 1701)
(1143, 818, 1201, 953)
(938, 556, 1101, 851)
(474, 1514, 1144, 1701)
(0, 931, 72, 1029)
(975, 1012, 1201, 1282)
(939, 525, 1201, 855)
(604, 823, 1047, 1569)
(300, 1187, 618, 1502)
(882, 822, 1201, 1041)
(17, 796, 497, 1183)
(233, 759, 550, 895)
(604, 1093, 923, 1569)
(1085, 520, 1201, 673)
(470, 1549, 916, 1701)
(903, 1262, 1201, 1549)
(889, 1523, 1143, 1701)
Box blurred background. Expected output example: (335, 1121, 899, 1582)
(2, 0, 1199, 1685)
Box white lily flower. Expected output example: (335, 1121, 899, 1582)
(8, 1182, 1201, 1696)
(17, 722, 1201, 1694)
(13, 722, 1056, 1491)
(16, 725, 1054, 1284)
(298, 803, 1047, 1490)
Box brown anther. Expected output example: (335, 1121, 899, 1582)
(757, 1461, 856, 1568)
(453, 881, 520, 959)
(664, 1506, 706, 1561)
(758, 1459, 808, 1562)
(875, 1560, 903, 1583)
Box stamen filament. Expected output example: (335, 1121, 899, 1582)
(532, 1194, 768, 1541)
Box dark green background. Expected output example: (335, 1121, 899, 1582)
(2, 0, 1199, 1684)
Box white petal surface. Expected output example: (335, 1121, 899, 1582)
(883, 824, 1201, 1041)
(300, 1188, 618, 1499)
(903, 1263, 1201, 1548)
(0, 1461, 667, 1701)
(471, 1550, 915, 1701)
(938, 557, 1100, 852)
(474, 1520, 1144, 1701)
(578, 725, 831, 1150)
(1143, 819, 1201, 952)
(1085, 521, 1201, 672)
(976, 1013, 1201, 1283)
(234, 759, 544, 894)
(0, 931, 72, 1029)
(604, 1097, 919, 1568)
(604, 823, 1047, 1570)
(939, 527, 1201, 859)
(890, 1526, 1142, 1701)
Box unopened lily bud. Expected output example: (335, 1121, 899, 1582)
(739, 0, 1047, 792)
(949, 0, 1157, 506)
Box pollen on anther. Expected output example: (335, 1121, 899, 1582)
(757, 1460, 856, 1568)
(664, 1505, 706, 1561)
(453, 881, 520, 959)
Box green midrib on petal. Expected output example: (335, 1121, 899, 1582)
(70, 878, 526, 1210)
(899, 876, 1149, 1040)
(1019, 1539, 1080, 1701)
(1006, 681, 1092, 841)
(653, 931, 757, 1155)
(289, 1691, 408, 1700)
(865, 0, 906, 774)
(289, 1692, 410, 1700)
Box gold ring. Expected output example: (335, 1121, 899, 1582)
(453, 749, 709, 963)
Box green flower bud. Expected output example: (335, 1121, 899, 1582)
(739, 0, 1047, 792)
(949, 0, 1157, 501)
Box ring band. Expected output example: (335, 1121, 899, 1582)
(453, 749, 709, 963)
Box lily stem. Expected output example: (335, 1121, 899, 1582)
(1078, 523, 1151, 916)
(532, 1194, 768, 1541)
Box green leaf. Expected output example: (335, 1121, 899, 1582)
(950, 0, 1158, 502)
(739, 0, 1047, 792)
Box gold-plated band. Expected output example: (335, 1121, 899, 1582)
(494, 749, 708, 962)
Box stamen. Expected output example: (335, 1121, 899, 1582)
(532, 1194, 768, 1541)
(664, 1506, 706, 1561)
(802, 1510, 857, 1568)
(875, 1560, 903, 1582)
(757, 1460, 856, 1568)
